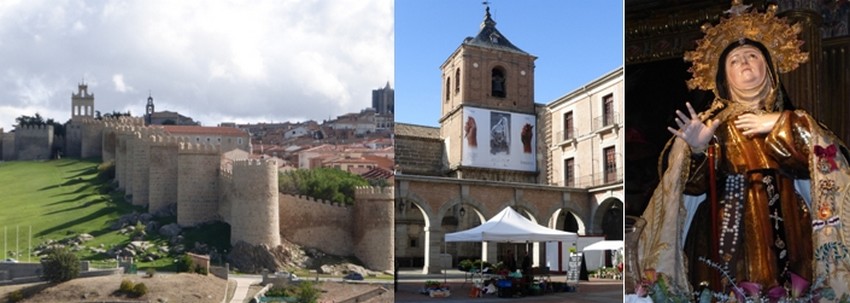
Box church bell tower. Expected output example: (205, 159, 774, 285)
(439, 5, 539, 182)
(145, 93, 155, 125)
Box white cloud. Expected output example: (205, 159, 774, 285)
(72, 20, 85, 32)
(112, 74, 132, 93)
(0, 0, 394, 130)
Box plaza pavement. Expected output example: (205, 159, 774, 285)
(394, 268, 624, 303)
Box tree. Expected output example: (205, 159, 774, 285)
(41, 247, 80, 283)
(103, 111, 131, 119)
(279, 168, 368, 204)
(13, 113, 64, 136)
(15, 113, 45, 127)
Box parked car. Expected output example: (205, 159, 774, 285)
(2, 258, 18, 263)
(343, 272, 364, 281)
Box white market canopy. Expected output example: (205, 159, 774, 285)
(445, 206, 578, 243)
(582, 240, 624, 251)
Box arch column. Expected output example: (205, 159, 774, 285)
(423, 226, 444, 274)
(482, 241, 497, 263)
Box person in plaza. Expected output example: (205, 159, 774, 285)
(636, 0, 850, 299)
(503, 249, 517, 272)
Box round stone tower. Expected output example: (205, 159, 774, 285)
(353, 186, 394, 272)
(229, 159, 280, 246)
(176, 142, 221, 226)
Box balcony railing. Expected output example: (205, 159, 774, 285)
(563, 167, 624, 188)
(592, 112, 621, 132)
(554, 113, 620, 145)
(555, 128, 577, 142)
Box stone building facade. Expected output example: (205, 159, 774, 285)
(546, 68, 625, 239)
(395, 7, 624, 274)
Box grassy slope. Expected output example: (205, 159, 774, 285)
(0, 159, 139, 262)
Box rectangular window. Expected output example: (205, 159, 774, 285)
(563, 111, 574, 140)
(410, 238, 418, 248)
(604, 146, 617, 183)
(603, 94, 614, 126)
(564, 158, 575, 186)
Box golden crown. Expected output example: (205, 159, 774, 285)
(683, 0, 808, 92)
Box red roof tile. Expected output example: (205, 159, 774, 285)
(161, 125, 248, 136)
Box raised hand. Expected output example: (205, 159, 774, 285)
(666, 102, 720, 152)
(734, 112, 780, 137)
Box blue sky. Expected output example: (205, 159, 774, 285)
(395, 0, 623, 127)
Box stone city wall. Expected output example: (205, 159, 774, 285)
(279, 194, 353, 256)
(227, 159, 280, 246)
(177, 142, 221, 226)
(14, 124, 53, 161)
(80, 118, 105, 159)
(148, 136, 180, 213)
(114, 126, 131, 191)
(0, 128, 4, 161)
(64, 123, 82, 158)
(352, 186, 394, 272)
(130, 129, 153, 206)
(1, 131, 12, 161)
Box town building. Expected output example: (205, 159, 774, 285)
(394, 6, 624, 274)
(372, 82, 394, 115)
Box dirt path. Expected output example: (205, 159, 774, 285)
(1, 273, 228, 303)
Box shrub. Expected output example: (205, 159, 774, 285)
(145, 268, 156, 278)
(119, 279, 135, 293)
(176, 254, 194, 273)
(132, 220, 146, 240)
(132, 283, 148, 297)
(7, 290, 24, 302)
(266, 286, 291, 297)
(41, 247, 80, 283)
(194, 264, 208, 275)
(97, 161, 116, 181)
(296, 281, 320, 303)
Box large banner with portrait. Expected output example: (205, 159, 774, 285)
(461, 106, 536, 172)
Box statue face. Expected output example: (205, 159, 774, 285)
(724, 45, 767, 91)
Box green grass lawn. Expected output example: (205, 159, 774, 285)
(0, 158, 141, 262)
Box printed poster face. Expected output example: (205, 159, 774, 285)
(462, 107, 536, 172)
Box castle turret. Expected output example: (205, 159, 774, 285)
(148, 135, 180, 213)
(80, 118, 105, 159)
(14, 124, 54, 161)
(177, 142, 221, 226)
(353, 186, 394, 272)
(229, 159, 280, 246)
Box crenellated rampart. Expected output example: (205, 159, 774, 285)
(227, 159, 280, 246)
(148, 135, 180, 213)
(352, 186, 394, 272)
(176, 142, 221, 226)
(64, 123, 83, 158)
(80, 118, 105, 159)
(2, 130, 14, 161)
(279, 194, 354, 256)
(14, 124, 53, 161)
